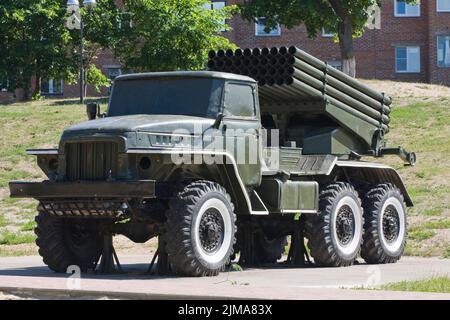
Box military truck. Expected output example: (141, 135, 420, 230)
(9, 46, 415, 277)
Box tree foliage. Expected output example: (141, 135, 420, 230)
(113, 0, 238, 72)
(0, 0, 73, 98)
(240, 0, 416, 76)
(241, 0, 379, 38)
(0, 0, 239, 99)
(0, 0, 119, 98)
(86, 64, 110, 93)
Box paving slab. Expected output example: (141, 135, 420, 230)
(0, 255, 449, 300)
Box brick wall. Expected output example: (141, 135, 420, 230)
(4, 0, 448, 103)
(427, 0, 450, 85)
(225, 0, 450, 85)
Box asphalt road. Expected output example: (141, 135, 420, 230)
(0, 255, 449, 300)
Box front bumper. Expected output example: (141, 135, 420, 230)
(9, 180, 156, 199)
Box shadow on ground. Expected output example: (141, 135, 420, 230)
(0, 258, 363, 281)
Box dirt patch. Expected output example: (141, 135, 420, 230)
(0, 243, 38, 256)
(362, 80, 450, 99)
(0, 292, 26, 300)
(114, 235, 157, 256)
(422, 229, 450, 248)
(0, 188, 8, 199)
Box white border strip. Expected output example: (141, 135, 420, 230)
(26, 149, 58, 155)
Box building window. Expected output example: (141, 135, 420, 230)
(203, 1, 226, 32)
(395, 46, 420, 73)
(322, 27, 335, 38)
(255, 18, 281, 36)
(327, 60, 342, 71)
(437, 35, 450, 67)
(437, 0, 450, 12)
(0, 75, 8, 92)
(41, 79, 63, 95)
(106, 67, 122, 80)
(395, 0, 420, 17)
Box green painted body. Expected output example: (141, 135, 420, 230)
(9, 71, 413, 218)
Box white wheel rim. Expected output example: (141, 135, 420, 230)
(331, 196, 363, 255)
(194, 198, 232, 264)
(380, 197, 406, 253)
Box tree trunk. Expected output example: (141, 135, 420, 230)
(84, 67, 88, 99)
(33, 75, 41, 98)
(337, 16, 356, 77)
(22, 76, 31, 101)
(328, 0, 356, 77)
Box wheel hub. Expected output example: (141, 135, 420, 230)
(68, 223, 93, 247)
(199, 208, 224, 253)
(336, 205, 355, 246)
(383, 205, 400, 243)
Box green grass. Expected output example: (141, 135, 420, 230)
(423, 208, 444, 217)
(0, 247, 37, 257)
(0, 215, 8, 227)
(20, 220, 36, 232)
(377, 277, 450, 293)
(409, 230, 436, 241)
(0, 230, 36, 245)
(444, 247, 450, 259)
(409, 219, 450, 233)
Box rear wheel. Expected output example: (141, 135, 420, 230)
(305, 182, 363, 267)
(361, 184, 407, 264)
(35, 209, 103, 272)
(166, 180, 237, 276)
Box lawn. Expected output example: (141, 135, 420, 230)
(0, 97, 104, 256)
(0, 80, 449, 257)
(375, 277, 450, 293)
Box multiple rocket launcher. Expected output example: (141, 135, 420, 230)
(207, 46, 391, 134)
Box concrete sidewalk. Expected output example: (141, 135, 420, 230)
(0, 255, 449, 300)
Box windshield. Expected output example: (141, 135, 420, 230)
(108, 77, 224, 118)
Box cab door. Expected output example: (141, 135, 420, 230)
(222, 82, 262, 187)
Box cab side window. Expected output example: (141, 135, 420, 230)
(223, 83, 256, 118)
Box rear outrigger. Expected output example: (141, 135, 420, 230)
(9, 46, 415, 276)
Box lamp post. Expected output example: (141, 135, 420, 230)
(66, 0, 97, 104)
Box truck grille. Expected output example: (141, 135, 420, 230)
(65, 142, 118, 181)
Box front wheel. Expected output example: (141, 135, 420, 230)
(305, 182, 364, 267)
(35, 210, 103, 273)
(166, 180, 237, 276)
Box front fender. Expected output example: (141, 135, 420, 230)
(127, 148, 268, 215)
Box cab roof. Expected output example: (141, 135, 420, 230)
(115, 71, 256, 83)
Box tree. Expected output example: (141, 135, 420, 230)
(0, 0, 74, 99)
(0, 0, 118, 100)
(240, 0, 416, 77)
(113, 0, 238, 72)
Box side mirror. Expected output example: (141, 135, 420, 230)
(213, 113, 224, 129)
(86, 103, 100, 120)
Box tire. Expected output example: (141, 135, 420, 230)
(305, 182, 364, 267)
(361, 184, 407, 264)
(35, 209, 103, 273)
(166, 180, 237, 277)
(253, 232, 288, 264)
